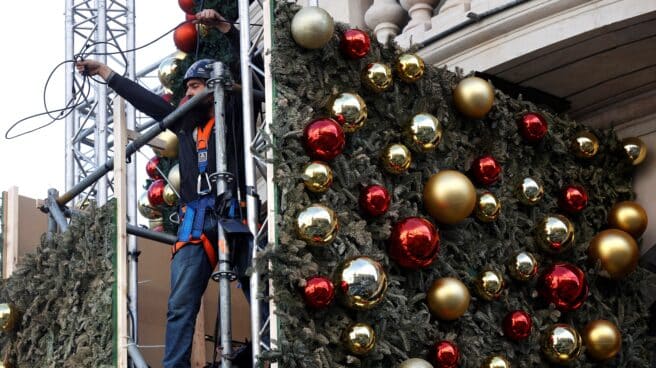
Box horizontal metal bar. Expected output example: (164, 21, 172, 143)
(126, 224, 176, 245)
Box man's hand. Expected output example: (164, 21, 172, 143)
(194, 9, 231, 34)
(75, 59, 113, 80)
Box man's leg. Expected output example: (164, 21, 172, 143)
(162, 244, 212, 368)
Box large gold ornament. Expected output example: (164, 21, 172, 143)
(138, 191, 162, 219)
(342, 322, 376, 355)
(588, 229, 639, 278)
(329, 92, 367, 133)
(395, 54, 425, 83)
(508, 251, 538, 281)
(582, 320, 621, 361)
(152, 129, 179, 158)
(423, 170, 476, 225)
(296, 204, 339, 246)
(621, 137, 647, 165)
(608, 201, 648, 238)
(290, 6, 335, 49)
(481, 355, 511, 368)
(157, 56, 181, 91)
(541, 324, 582, 364)
(453, 76, 495, 119)
(0, 303, 18, 332)
(426, 277, 470, 320)
(382, 143, 412, 174)
(406, 113, 442, 152)
(476, 191, 501, 222)
(571, 131, 599, 158)
(536, 215, 575, 254)
(516, 177, 544, 205)
(167, 163, 181, 193)
(335, 256, 388, 310)
(399, 358, 433, 368)
(163, 184, 179, 207)
(362, 62, 393, 93)
(474, 269, 505, 301)
(302, 161, 333, 193)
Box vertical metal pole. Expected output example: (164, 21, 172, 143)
(95, 0, 108, 206)
(64, 0, 75, 197)
(308, 0, 319, 6)
(212, 62, 233, 368)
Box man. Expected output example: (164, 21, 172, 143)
(77, 8, 255, 368)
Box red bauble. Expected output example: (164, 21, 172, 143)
(558, 184, 588, 214)
(471, 155, 501, 186)
(537, 263, 588, 312)
(147, 179, 166, 207)
(303, 276, 335, 309)
(340, 29, 371, 59)
(518, 112, 548, 143)
(359, 184, 390, 217)
(173, 22, 198, 53)
(178, 0, 196, 14)
(389, 217, 440, 269)
(146, 156, 162, 180)
(502, 310, 532, 341)
(434, 340, 460, 368)
(302, 118, 346, 161)
(179, 95, 190, 107)
(160, 93, 174, 105)
(185, 12, 196, 22)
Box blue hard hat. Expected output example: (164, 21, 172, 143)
(183, 58, 216, 84)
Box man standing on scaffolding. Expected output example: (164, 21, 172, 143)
(77, 8, 257, 368)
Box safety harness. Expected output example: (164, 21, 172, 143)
(173, 117, 218, 269)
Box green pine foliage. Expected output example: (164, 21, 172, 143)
(262, 2, 655, 367)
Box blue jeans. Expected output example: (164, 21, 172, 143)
(162, 244, 214, 368)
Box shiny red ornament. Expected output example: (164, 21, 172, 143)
(173, 22, 198, 53)
(302, 118, 346, 161)
(146, 156, 162, 180)
(389, 217, 440, 269)
(185, 12, 196, 22)
(147, 179, 167, 207)
(160, 92, 174, 104)
(340, 29, 371, 59)
(558, 184, 588, 214)
(359, 184, 390, 217)
(178, 0, 196, 14)
(502, 310, 532, 341)
(537, 263, 588, 312)
(434, 340, 460, 368)
(518, 112, 548, 143)
(303, 276, 335, 309)
(471, 155, 502, 186)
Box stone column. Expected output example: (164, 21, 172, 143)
(400, 0, 439, 32)
(431, 0, 471, 31)
(364, 0, 408, 45)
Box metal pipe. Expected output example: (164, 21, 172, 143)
(127, 340, 149, 368)
(47, 189, 69, 232)
(126, 224, 176, 244)
(95, 0, 108, 206)
(64, 0, 75, 197)
(56, 89, 211, 206)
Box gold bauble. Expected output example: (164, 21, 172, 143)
(149, 217, 164, 231)
(157, 56, 180, 90)
(582, 320, 621, 361)
(395, 54, 425, 83)
(382, 143, 411, 174)
(453, 76, 495, 119)
(290, 6, 335, 49)
(423, 170, 476, 225)
(608, 201, 648, 238)
(138, 191, 162, 219)
(399, 358, 433, 368)
(588, 229, 639, 278)
(481, 355, 511, 368)
(296, 204, 339, 246)
(516, 177, 544, 205)
(474, 269, 504, 301)
(426, 277, 470, 320)
(476, 191, 501, 222)
(362, 62, 393, 93)
(536, 215, 575, 254)
(167, 163, 181, 193)
(572, 131, 599, 158)
(342, 322, 376, 355)
(406, 113, 442, 152)
(329, 92, 367, 133)
(508, 251, 538, 281)
(621, 137, 647, 166)
(302, 161, 333, 193)
(541, 324, 582, 364)
(335, 256, 388, 310)
(163, 184, 179, 207)
(152, 129, 179, 158)
(0, 303, 18, 332)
